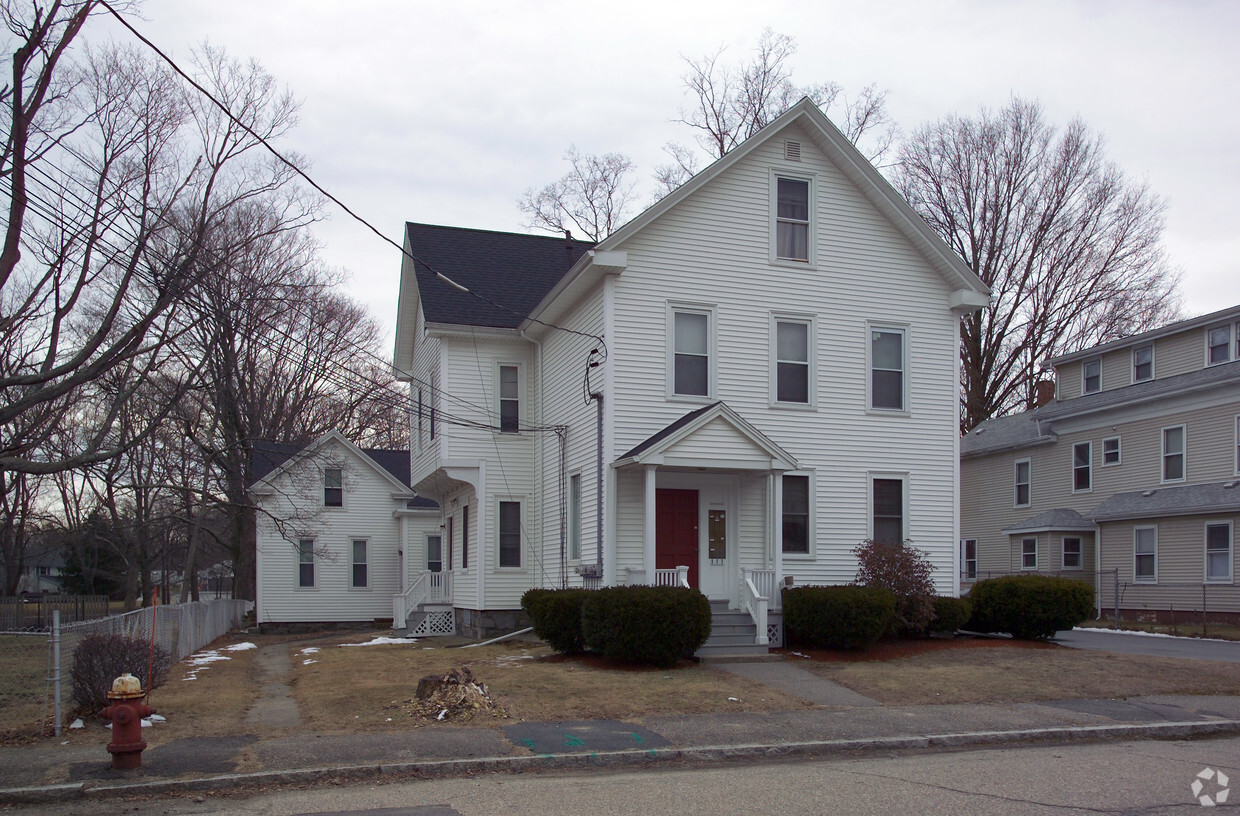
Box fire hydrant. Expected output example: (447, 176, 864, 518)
(100, 673, 155, 770)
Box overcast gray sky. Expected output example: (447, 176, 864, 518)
(96, 0, 1238, 339)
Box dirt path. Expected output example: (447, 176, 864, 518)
(242, 642, 300, 729)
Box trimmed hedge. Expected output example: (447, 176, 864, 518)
(929, 596, 971, 634)
(580, 586, 711, 667)
(967, 575, 1094, 640)
(521, 588, 591, 654)
(782, 585, 896, 650)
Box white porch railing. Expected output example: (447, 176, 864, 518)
(623, 566, 690, 588)
(745, 568, 781, 610)
(740, 568, 770, 646)
(393, 570, 453, 625)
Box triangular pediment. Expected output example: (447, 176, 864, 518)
(616, 403, 797, 471)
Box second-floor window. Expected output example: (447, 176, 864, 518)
(499, 365, 520, 433)
(672, 309, 711, 398)
(1207, 324, 1232, 365)
(774, 319, 811, 404)
(870, 327, 906, 412)
(1014, 459, 1031, 507)
(775, 177, 810, 262)
(1102, 436, 1121, 466)
(1082, 358, 1101, 394)
(1133, 345, 1153, 382)
(1072, 442, 1091, 492)
(1162, 425, 1185, 482)
(569, 475, 582, 561)
(324, 468, 343, 507)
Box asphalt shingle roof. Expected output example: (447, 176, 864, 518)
(1089, 480, 1240, 522)
(407, 223, 595, 329)
(960, 407, 1055, 457)
(1002, 508, 1096, 534)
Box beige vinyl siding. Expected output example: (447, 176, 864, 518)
(1156, 327, 1208, 378)
(255, 439, 431, 623)
(1098, 516, 1240, 614)
(1058, 361, 1082, 400)
(1100, 349, 1131, 391)
(608, 123, 961, 592)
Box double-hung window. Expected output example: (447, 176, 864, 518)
(871, 477, 905, 544)
(1014, 459, 1031, 508)
(1082, 358, 1101, 394)
(426, 534, 443, 573)
(351, 540, 368, 588)
(775, 177, 810, 262)
(1134, 526, 1157, 582)
(323, 468, 343, 507)
(869, 326, 906, 412)
(671, 307, 711, 398)
(961, 539, 977, 580)
(1072, 442, 1092, 492)
(499, 365, 520, 433)
(1206, 523, 1232, 583)
(297, 539, 315, 588)
(1102, 436, 1121, 466)
(782, 474, 810, 554)
(1162, 425, 1185, 483)
(1062, 537, 1082, 570)
(499, 501, 522, 568)
(568, 475, 582, 561)
(1021, 538, 1037, 570)
(1207, 324, 1232, 365)
(773, 318, 812, 405)
(461, 504, 469, 569)
(1132, 345, 1153, 382)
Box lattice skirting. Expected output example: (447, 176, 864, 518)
(767, 620, 784, 647)
(410, 609, 456, 636)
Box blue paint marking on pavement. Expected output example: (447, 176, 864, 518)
(503, 720, 672, 755)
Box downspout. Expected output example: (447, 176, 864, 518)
(591, 390, 604, 579)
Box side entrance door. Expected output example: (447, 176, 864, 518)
(656, 488, 698, 589)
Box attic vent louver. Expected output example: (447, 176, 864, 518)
(784, 140, 802, 161)
(1225, 481, 1238, 489)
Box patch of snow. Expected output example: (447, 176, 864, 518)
(69, 718, 84, 729)
(186, 651, 230, 666)
(728, 697, 739, 702)
(385, 718, 392, 722)
(437, 709, 447, 721)
(140, 719, 152, 728)
(223, 642, 256, 652)
(340, 636, 418, 647)
(790, 651, 810, 659)
(181, 676, 198, 681)
(149, 714, 166, 722)
(302, 659, 318, 665)
(1070, 627, 1236, 644)
(300, 647, 320, 654)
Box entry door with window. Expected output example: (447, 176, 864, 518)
(656, 489, 698, 589)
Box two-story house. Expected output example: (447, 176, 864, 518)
(961, 305, 1240, 622)
(393, 99, 990, 643)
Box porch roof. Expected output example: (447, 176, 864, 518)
(615, 402, 798, 471)
(1089, 480, 1240, 522)
(1002, 508, 1096, 535)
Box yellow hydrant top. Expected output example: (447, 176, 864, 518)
(108, 673, 145, 700)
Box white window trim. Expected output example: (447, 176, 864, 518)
(323, 466, 345, 510)
(865, 321, 910, 416)
(1205, 520, 1233, 584)
(768, 168, 817, 268)
(1061, 536, 1083, 571)
(1021, 537, 1038, 570)
(1071, 441, 1092, 494)
(781, 470, 816, 560)
(350, 538, 370, 590)
(415, 389, 423, 452)
(495, 362, 523, 434)
(568, 473, 583, 563)
(1234, 415, 1239, 476)
(1205, 323, 1233, 367)
(1082, 357, 1102, 394)
(296, 538, 317, 590)
(1102, 436, 1122, 467)
(866, 472, 908, 544)
(1134, 525, 1158, 583)
(1161, 424, 1187, 484)
(496, 497, 527, 571)
(1013, 457, 1031, 509)
(1131, 344, 1155, 384)
(769, 312, 816, 409)
(666, 302, 717, 403)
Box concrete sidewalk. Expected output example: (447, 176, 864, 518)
(4, 655, 1240, 805)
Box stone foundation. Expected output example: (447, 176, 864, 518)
(455, 608, 530, 640)
(257, 619, 389, 635)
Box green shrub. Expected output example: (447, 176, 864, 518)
(853, 539, 937, 636)
(782, 585, 896, 650)
(967, 575, 1094, 640)
(929, 596, 971, 634)
(521, 588, 591, 654)
(70, 633, 171, 714)
(580, 586, 711, 667)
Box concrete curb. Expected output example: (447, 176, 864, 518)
(4, 718, 1239, 805)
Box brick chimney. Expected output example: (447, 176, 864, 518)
(1034, 379, 1056, 407)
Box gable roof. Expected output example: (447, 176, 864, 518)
(249, 431, 437, 510)
(405, 223, 594, 330)
(616, 402, 798, 470)
(1048, 303, 1240, 367)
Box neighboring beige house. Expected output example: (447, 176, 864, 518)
(961, 305, 1240, 622)
(393, 99, 990, 647)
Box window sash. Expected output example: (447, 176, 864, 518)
(1063, 538, 1082, 569)
(1206, 524, 1231, 581)
(499, 501, 522, 568)
(872, 478, 903, 544)
(426, 534, 443, 572)
(870, 329, 905, 411)
(499, 366, 520, 432)
(1022, 538, 1037, 569)
(1163, 426, 1185, 481)
(1073, 443, 1091, 491)
(1133, 346, 1153, 381)
(1014, 460, 1030, 507)
(782, 475, 810, 554)
(962, 539, 977, 580)
(461, 504, 469, 569)
(298, 539, 315, 588)
(776, 178, 809, 261)
(1103, 437, 1121, 465)
(1135, 528, 1157, 581)
(775, 321, 810, 404)
(1208, 326, 1231, 364)
(324, 468, 343, 507)
(569, 475, 582, 561)
(351, 540, 367, 588)
(673, 311, 709, 396)
(1083, 359, 1101, 393)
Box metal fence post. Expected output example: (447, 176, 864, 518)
(52, 610, 61, 737)
(1113, 568, 1119, 629)
(1202, 583, 1207, 638)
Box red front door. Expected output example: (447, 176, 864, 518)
(656, 488, 698, 588)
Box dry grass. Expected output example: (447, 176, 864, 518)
(794, 638, 1240, 705)
(291, 637, 807, 733)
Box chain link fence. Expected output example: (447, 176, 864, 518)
(0, 599, 252, 742)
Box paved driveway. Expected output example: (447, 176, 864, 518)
(1054, 628, 1240, 663)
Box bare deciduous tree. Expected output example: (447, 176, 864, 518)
(518, 146, 635, 241)
(656, 29, 896, 193)
(894, 97, 1182, 432)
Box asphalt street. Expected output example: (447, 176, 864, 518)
(13, 735, 1239, 815)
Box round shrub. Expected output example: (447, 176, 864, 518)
(70, 633, 172, 714)
(967, 575, 1094, 640)
(521, 588, 591, 654)
(929, 595, 971, 634)
(782, 585, 896, 650)
(580, 586, 711, 667)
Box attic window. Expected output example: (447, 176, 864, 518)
(784, 140, 802, 161)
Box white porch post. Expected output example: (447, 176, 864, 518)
(643, 466, 657, 585)
(772, 472, 784, 586)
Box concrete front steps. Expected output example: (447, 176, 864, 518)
(695, 600, 776, 660)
